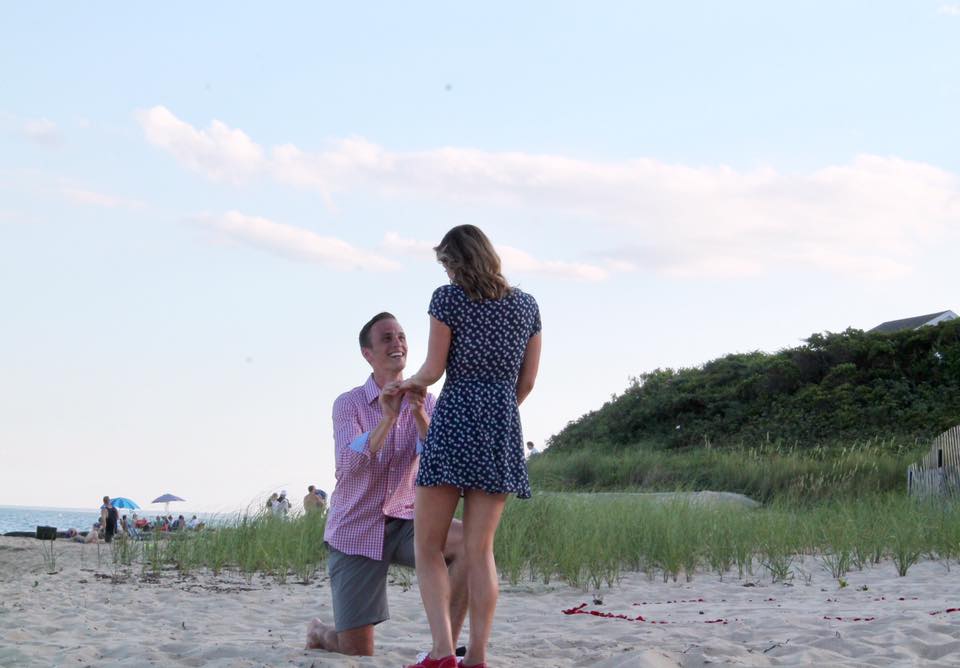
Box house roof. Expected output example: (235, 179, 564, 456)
(868, 311, 955, 334)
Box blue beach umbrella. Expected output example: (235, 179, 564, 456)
(111, 497, 140, 510)
(151, 493, 186, 514)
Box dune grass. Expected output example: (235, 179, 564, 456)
(110, 511, 329, 583)
(492, 492, 959, 587)
(104, 492, 959, 591)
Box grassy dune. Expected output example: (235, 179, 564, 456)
(527, 439, 922, 503)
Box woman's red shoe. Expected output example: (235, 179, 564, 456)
(405, 655, 457, 668)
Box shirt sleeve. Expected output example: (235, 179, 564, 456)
(428, 285, 456, 328)
(349, 433, 370, 452)
(332, 393, 373, 475)
(529, 293, 542, 337)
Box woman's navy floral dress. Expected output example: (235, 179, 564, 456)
(416, 284, 541, 498)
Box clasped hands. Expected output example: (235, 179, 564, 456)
(379, 378, 428, 419)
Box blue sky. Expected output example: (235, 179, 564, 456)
(2, 2, 959, 511)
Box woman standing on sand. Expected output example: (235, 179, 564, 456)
(401, 225, 542, 668)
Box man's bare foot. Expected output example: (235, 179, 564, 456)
(305, 618, 374, 655)
(305, 618, 334, 650)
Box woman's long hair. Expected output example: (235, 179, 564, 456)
(434, 225, 511, 301)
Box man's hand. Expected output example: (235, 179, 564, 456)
(403, 382, 430, 441)
(379, 381, 404, 420)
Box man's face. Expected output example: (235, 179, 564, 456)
(362, 318, 408, 374)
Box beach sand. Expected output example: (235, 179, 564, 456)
(1, 535, 958, 667)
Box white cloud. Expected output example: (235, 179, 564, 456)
(141, 108, 960, 280)
(497, 245, 609, 282)
(204, 211, 401, 272)
(0, 210, 31, 225)
(382, 231, 435, 260)
(600, 258, 638, 273)
(939, 4, 960, 16)
(63, 187, 145, 209)
(383, 232, 610, 281)
(22, 118, 63, 146)
(136, 106, 264, 184)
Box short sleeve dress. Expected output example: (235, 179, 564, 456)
(416, 283, 542, 499)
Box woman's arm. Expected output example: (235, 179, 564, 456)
(516, 332, 542, 405)
(404, 316, 452, 389)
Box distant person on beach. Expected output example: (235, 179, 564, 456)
(188, 515, 200, 530)
(100, 496, 119, 543)
(74, 522, 99, 543)
(267, 492, 279, 514)
(526, 441, 540, 457)
(125, 515, 141, 539)
(274, 491, 291, 517)
(399, 225, 542, 668)
(305, 312, 468, 658)
(304, 485, 325, 515)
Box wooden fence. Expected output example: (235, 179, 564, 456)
(907, 425, 960, 499)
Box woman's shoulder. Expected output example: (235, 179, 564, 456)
(429, 284, 467, 323)
(510, 287, 538, 307)
(432, 283, 466, 301)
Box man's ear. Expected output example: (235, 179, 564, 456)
(361, 347, 373, 365)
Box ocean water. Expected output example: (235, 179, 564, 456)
(0, 506, 220, 535)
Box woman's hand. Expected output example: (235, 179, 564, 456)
(399, 377, 427, 395)
(402, 380, 431, 440)
(404, 383, 428, 410)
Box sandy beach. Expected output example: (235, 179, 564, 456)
(2, 536, 959, 667)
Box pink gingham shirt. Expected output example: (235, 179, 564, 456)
(323, 374, 435, 561)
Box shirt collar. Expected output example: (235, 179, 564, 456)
(363, 374, 408, 407)
(363, 374, 381, 405)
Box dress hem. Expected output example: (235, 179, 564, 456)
(415, 479, 532, 500)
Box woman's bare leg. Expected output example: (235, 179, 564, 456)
(414, 484, 462, 659)
(461, 490, 507, 666)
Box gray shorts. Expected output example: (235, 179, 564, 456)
(327, 517, 416, 632)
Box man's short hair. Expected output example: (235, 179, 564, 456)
(308, 485, 315, 493)
(359, 312, 397, 349)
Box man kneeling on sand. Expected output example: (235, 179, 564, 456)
(306, 312, 468, 657)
